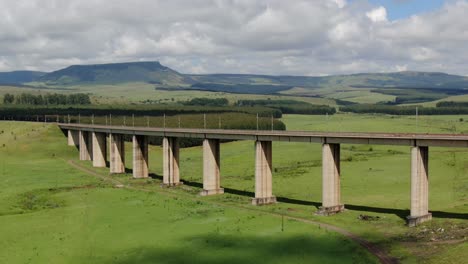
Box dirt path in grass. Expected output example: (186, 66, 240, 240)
(67, 160, 399, 264)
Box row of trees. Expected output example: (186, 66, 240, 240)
(182, 97, 229, 107)
(1, 111, 286, 148)
(236, 99, 336, 115)
(2, 93, 91, 105)
(436, 101, 468, 107)
(190, 83, 291, 94)
(0, 105, 282, 120)
(340, 104, 468, 115)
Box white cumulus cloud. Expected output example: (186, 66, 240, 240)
(0, 0, 466, 76)
(366, 6, 388, 22)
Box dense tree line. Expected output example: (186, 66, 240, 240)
(182, 97, 229, 107)
(436, 101, 468, 107)
(190, 83, 292, 94)
(0, 104, 282, 121)
(2, 93, 91, 105)
(393, 95, 444, 104)
(236, 99, 336, 115)
(1, 111, 286, 148)
(335, 99, 357, 106)
(131, 113, 286, 148)
(275, 105, 336, 115)
(236, 99, 302, 106)
(341, 104, 468, 115)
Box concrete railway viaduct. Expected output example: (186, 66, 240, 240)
(59, 123, 468, 226)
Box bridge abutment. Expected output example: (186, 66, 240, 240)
(162, 137, 181, 186)
(79, 131, 92, 161)
(407, 146, 431, 227)
(132, 135, 148, 178)
(110, 134, 125, 174)
(317, 143, 344, 215)
(201, 139, 224, 196)
(92, 132, 107, 167)
(252, 141, 276, 205)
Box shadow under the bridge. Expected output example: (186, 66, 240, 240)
(143, 174, 468, 221)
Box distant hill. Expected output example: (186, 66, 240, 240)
(38, 61, 191, 86)
(0, 71, 45, 84)
(189, 71, 468, 90)
(321, 71, 468, 89)
(1, 61, 468, 93)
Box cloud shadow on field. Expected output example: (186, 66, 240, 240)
(102, 234, 376, 264)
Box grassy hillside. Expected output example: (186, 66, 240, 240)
(189, 71, 468, 90)
(0, 71, 45, 84)
(37, 61, 190, 86)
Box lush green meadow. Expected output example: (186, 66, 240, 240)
(113, 113, 467, 263)
(1, 113, 467, 263)
(0, 121, 376, 264)
(127, 114, 468, 263)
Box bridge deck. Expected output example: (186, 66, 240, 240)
(59, 123, 468, 147)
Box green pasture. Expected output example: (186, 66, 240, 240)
(109, 113, 467, 263)
(282, 113, 468, 134)
(1, 113, 467, 263)
(324, 90, 396, 104)
(0, 121, 376, 264)
(281, 86, 397, 104)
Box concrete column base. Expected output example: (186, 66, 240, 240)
(160, 182, 183, 188)
(132, 135, 149, 179)
(407, 213, 432, 227)
(252, 196, 277, 206)
(200, 188, 224, 196)
(92, 132, 107, 168)
(79, 131, 92, 161)
(110, 134, 125, 174)
(68, 130, 79, 147)
(163, 137, 180, 186)
(316, 204, 345, 216)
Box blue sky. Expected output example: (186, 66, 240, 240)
(366, 0, 446, 20)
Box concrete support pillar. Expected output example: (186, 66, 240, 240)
(252, 141, 276, 205)
(201, 139, 224, 196)
(162, 137, 181, 186)
(317, 143, 344, 215)
(110, 134, 125, 174)
(67, 130, 79, 147)
(79, 130, 92, 161)
(407, 146, 432, 226)
(132, 135, 148, 178)
(92, 132, 107, 167)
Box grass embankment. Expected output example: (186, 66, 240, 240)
(0, 121, 377, 264)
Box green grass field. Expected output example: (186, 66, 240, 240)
(0, 121, 377, 264)
(1, 114, 467, 263)
(281, 86, 397, 104)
